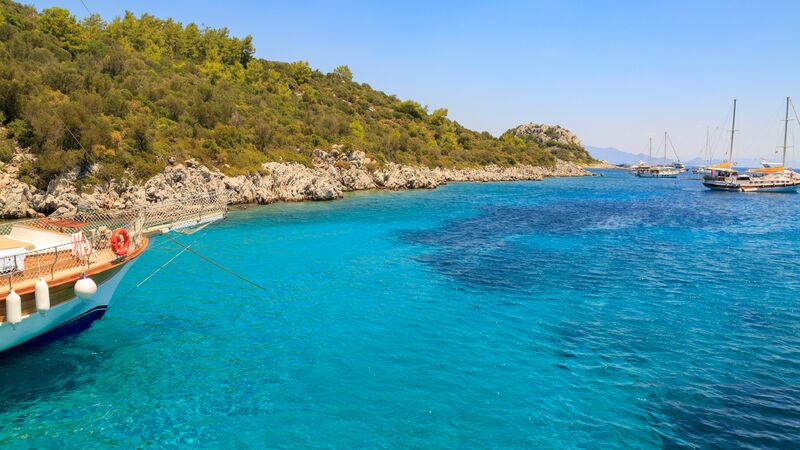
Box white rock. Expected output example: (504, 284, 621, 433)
(0, 147, 590, 218)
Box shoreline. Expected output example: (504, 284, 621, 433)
(582, 162, 627, 170)
(0, 148, 591, 219)
(228, 175, 582, 210)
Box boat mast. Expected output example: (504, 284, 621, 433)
(704, 127, 710, 165)
(729, 99, 737, 163)
(648, 137, 652, 164)
(782, 96, 790, 167)
(664, 131, 668, 165)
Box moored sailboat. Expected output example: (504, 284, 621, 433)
(692, 128, 713, 175)
(637, 132, 680, 178)
(629, 138, 654, 175)
(0, 191, 229, 353)
(703, 98, 800, 192)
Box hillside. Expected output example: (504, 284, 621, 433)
(0, 0, 593, 191)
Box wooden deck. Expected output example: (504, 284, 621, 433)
(0, 237, 149, 321)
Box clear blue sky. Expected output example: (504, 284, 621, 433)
(29, 0, 800, 162)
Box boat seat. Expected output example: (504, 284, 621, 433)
(0, 236, 35, 251)
(8, 225, 72, 251)
(0, 237, 31, 273)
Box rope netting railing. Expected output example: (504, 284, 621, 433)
(0, 191, 229, 293)
(139, 191, 230, 234)
(0, 213, 144, 292)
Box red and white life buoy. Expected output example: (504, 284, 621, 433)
(110, 228, 131, 256)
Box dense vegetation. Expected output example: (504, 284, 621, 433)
(0, 0, 593, 188)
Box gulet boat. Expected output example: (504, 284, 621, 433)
(703, 98, 800, 192)
(0, 192, 229, 353)
(692, 128, 713, 175)
(637, 132, 681, 178)
(629, 138, 654, 175)
(692, 127, 711, 175)
(629, 161, 652, 175)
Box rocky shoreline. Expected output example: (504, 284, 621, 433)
(582, 161, 624, 170)
(0, 147, 590, 219)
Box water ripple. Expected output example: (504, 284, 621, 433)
(0, 174, 798, 447)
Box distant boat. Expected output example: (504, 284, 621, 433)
(692, 128, 712, 174)
(637, 166, 680, 178)
(629, 138, 654, 175)
(703, 98, 800, 192)
(629, 161, 652, 174)
(637, 132, 680, 178)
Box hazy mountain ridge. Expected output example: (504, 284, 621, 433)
(586, 145, 767, 167)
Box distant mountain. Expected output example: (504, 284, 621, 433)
(684, 156, 766, 167)
(587, 146, 766, 168)
(585, 146, 671, 165)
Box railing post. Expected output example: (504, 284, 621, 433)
(51, 247, 58, 280)
(88, 230, 95, 268)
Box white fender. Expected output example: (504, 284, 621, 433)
(74, 276, 97, 300)
(5, 289, 22, 325)
(35, 277, 50, 314)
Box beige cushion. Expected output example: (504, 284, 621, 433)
(8, 225, 71, 250)
(0, 236, 35, 251)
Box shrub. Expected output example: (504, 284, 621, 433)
(332, 65, 352, 81)
(0, 138, 13, 162)
(394, 100, 427, 119)
(0, 0, 594, 185)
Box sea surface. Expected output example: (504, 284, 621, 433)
(1, 170, 799, 448)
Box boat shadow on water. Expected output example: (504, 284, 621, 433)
(0, 320, 112, 413)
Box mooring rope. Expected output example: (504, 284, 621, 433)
(107, 232, 207, 309)
(162, 233, 266, 291)
(107, 214, 265, 311)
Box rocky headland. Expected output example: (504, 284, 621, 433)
(511, 123, 583, 146)
(0, 146, 589, 219)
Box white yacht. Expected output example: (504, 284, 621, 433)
(692, 128, 713, 175)
(629, 138, 654, 175)
(703, 98, 800, 192)
(637, 132, 681, 178)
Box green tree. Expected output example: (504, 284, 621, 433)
(430, 108, 448, 125)
(289, 61, 312, 84)
(349, 118, 365, 141)
(332, 65, 353, 81)
(395, 100, 427, 119)
(0, 0, 593, 188)
(37, 7, 85, 54)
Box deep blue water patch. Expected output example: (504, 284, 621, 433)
(0, 173, 798, 448)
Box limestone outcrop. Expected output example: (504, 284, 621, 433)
(0, 145, 591, 218)
(511, 123, 582, 147)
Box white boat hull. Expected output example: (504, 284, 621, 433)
(637, 173, 678, 178)
(740, 185, 799, 192)
(703, 180, 800, 192)
(0, 262, 135, 353)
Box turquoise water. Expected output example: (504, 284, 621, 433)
(1, 170, 800, 448)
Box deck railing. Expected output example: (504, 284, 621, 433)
(0, 191, 229, 294)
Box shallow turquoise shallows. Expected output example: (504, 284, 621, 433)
(2, 171, 800, 448)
